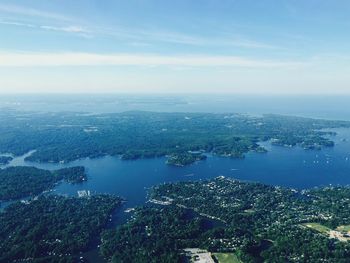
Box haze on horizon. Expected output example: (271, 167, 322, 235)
(0, 0, 350, 94)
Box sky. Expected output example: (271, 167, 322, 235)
(0, 0, 350, 94)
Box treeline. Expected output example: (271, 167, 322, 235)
(0, 166, 87, 200)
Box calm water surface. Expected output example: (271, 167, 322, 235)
(2, 128, 350, 223)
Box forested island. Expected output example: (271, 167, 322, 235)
(101, 177, 350, 262)
(166, 152, 207, 166)
(0, 110, 348, 165)
(0, 166, 87, 200)
(0, 194, 122, 262)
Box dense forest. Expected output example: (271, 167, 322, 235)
(0, 166, 87, 200)
(0, 110, 347, 165)
(0, 194, 122, 262)
(101, 206, 195, 262)
(101, 177, 350, 262)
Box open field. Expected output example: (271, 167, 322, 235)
(185, 248, 215, 263)
(336, 225, 350, 232)
(302, 223, 350, 242)
(213, 253, 241, 263)
(302, 223, 331, 234)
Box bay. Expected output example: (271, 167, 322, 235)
(2, 128, 350, 224)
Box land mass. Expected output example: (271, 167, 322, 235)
(0, 166, 87, 200)
(0, 110, 348, 165)
(101, 177, 350, 262)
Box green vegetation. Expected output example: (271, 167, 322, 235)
(0, 156, 12, 165)
(101, 177, 350, 263)
(0, 110, 347, 165)
(100, 206, 221, 263)
(213, 252, 242, 263)
(166, 152, 207, 166)
(54, 166, 87, 184)
(0, 194, 121, 263)
(302, 223, 331, 234)
(336, 225, 350, 232)
(0, 166, 87, 200)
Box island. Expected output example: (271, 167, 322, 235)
(166, 152, 207, 166)
(0, 194, 122, 262)
(0, 166, 87, 200)
(101, 177, 350, 262)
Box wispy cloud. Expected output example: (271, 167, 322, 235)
(0, 20, 35, 28)
(0, 16, 281, 49)
(0, 3, 70, 21)
(142, 30, 280, 49)
(40, 25, 90, 34)
(100, 27, 280, 49)
(0, 3, 94, 37)
(0, 51, 304, 68)
(0, 19, 92, 37)
(0, 4, 280, 49)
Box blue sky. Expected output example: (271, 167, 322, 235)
(0, 0, 349, 94)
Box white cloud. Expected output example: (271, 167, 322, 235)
(39, 25, 88, 33)
(2, 18, 272, 48)
(100, 27, 280, 49)
(145, 31, 279, 49)
(0, 19, 91, 37)
(0, 51, 304, 68)
(0, 4, 70, 21)
(0, 4, 280, 50)
(0, 20, 35, 28)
